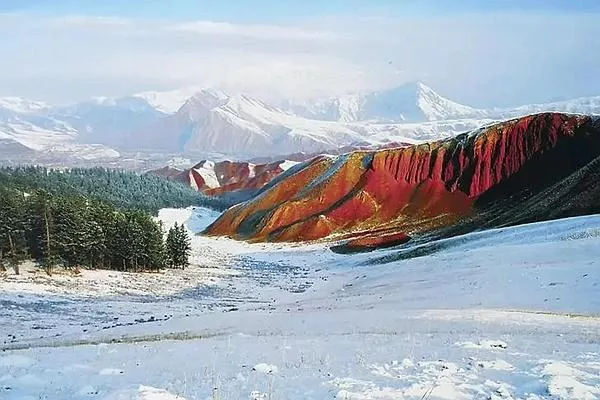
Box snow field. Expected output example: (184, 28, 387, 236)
(0, 208, 599, 399)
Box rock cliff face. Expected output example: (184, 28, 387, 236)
(149, 159, 296, 198)
(205, 113, 600, 247)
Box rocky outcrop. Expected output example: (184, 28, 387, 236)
(148, 159, 297, 199)
(331, 232, 411, 254)
(204, 113, 600, 247)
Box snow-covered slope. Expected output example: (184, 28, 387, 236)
(0, 103, 76, 151)
(0, 97, 49, 114)
(0, 117, 76, 151)
(350, 117, 495, 145)
(2, 84, 600, 163)
(0, 102, 121, 161)
(0, 87, 491, 161)
(48, 96, 166, 147)
(287, 82, 600, 125)
(189, 160, 220, 189)
(0, 93, 168, 161)
(134, 90, 367, 156)
(286, 82, 485, 123)
(1, 209, 599, 399)
(492, 95, 600, 119)
(133, 87, 203, 114)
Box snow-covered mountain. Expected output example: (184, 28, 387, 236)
(133, 87, 203, 114)
(0, 99, 122, 162)
(48, 96, 166, 147)
(284, 82, 485, 123)
(492, 95, 600, 120)
(130, 89, 368, 157)
(0, 97, 49, 114)
(2, 83, 600, 163)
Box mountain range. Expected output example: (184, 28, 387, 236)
(1, 82, 599, 163)
(281, 82, 485, 122)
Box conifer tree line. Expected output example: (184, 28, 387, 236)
(0, 166, 198, 273)
(0, 165, 230, 213)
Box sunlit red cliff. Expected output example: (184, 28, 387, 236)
(204, 113, 600, 251)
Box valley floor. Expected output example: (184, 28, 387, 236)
(1, 208, 599, 399)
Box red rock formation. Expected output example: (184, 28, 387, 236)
(205, 113, 600, 247)
(205, 161, 286, 196)
(148, 159, 295, 197)
(332, 232, 411, 254)
(248, 141, 412, 164)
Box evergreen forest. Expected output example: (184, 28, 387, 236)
(0, 166, 210, 273)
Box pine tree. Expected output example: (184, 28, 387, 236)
(22, 190, 59, 274)
(135, 212, 166, 271)
(177, 224, 191, 269)
(166, 223, 191, 269)
(0, 188, 27, 274)
(84, 200, 110, 269)
(39, 192, 60, 274)
(0, 166, 200, 273)
(166, 223, 178, 269)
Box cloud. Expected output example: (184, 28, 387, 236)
(169, 20, 338, 41)
(0, 10, 599, 107)
(42, 14, 338, 42)
(50, 15, 134, 29)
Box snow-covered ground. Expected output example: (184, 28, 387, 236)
(1, 208, 599, 399)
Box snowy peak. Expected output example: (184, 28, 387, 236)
(136, 89, 368, 156)
(0, 97, 50, 114)
(187, 89, 230, 107)
(177, 89, 231, 120)
(3, 83, 600, 163)
(224, 93, 274, 113)
(412, 82, 483, 121)
(133, 87, 203, 114)
(286, 81, 482, 123)
(358, 81, 481, 122)
(179, 90, 284, 122)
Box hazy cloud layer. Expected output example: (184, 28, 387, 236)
(1, 10, 599, 107)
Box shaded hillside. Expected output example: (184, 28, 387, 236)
(204, 113, 600, 251)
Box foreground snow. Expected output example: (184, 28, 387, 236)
(1, 208, 599, 399)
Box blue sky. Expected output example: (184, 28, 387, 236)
(4, 0, 600, 21)
(1, 1, 599, 106)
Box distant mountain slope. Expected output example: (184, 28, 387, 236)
(2, 85, 600, 162)
(0, 97, 49, 114)
(205, 113, 600, 252)
(0, 94, 167, 162)
(0, 110, 119, 163)
(132, 90, 367, 156)
(47, 96, 166, 147)
(286, 82, 600, 124)
(493, 96, 600, 120)
(0, 138, 36, 161)
(0, 102, 120, 162)
(284, 82, 484, 122)
(133, 87, 203, 114)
